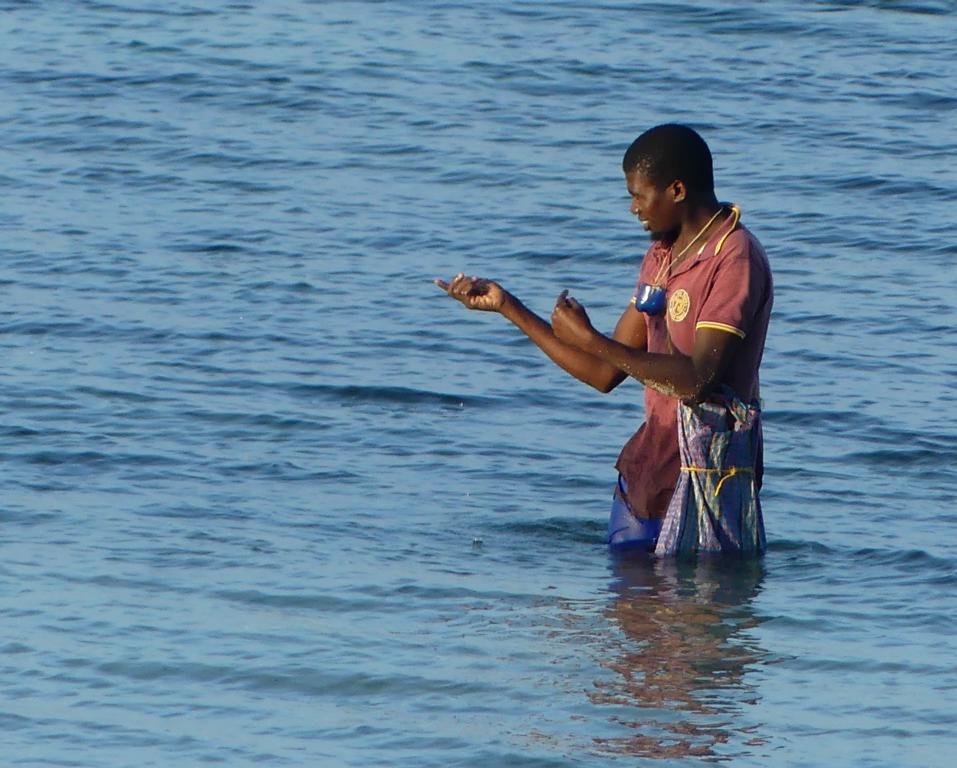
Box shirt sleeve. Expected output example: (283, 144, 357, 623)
(695, 230, 768, 340)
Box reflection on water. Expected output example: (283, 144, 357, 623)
(592, 557, 767, 760)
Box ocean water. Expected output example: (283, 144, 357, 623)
(2, 1, 956, 765)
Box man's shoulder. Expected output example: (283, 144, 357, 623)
(717, 226, 770, 273)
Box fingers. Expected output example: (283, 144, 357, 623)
(555, 289, 581, 310)
(450, 273, 476, 299)
(436, 273, 490, 305)
(551, 292, 566, 327)
(551, 289, 588, 339)
(449, 272, 466, 293)
(434, 272, 464, 295)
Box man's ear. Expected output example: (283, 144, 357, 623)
(669, 179, 688, 204)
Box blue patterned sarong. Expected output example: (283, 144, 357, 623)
(654, 392, 766, 557)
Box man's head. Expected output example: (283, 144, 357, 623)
(623, 124, 716, 238)
(622, 124, 714, 197)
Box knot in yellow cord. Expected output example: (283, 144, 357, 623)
(680, 464, 754, 497)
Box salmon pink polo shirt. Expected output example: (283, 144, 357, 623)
(615, 217, 773, 520)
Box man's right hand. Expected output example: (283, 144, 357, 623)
(434, 273, 509, 313)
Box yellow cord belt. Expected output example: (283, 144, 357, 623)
(680, 464, 754, 497)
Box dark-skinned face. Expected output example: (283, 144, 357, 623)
(625, 169, 685, 241)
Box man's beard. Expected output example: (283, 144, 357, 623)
(649, 226, 678, 244)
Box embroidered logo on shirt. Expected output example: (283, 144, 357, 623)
(668, 289, 691, 322)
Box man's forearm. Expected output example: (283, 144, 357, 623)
(582, 333, 705, 400)
(500, 295, 625, 392)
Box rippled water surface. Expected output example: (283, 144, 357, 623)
(2, 1, 957, 766)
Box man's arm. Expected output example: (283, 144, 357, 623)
(435, 273, 646, 393)
(502, 292, 645, 393)
(551, 295, 740, 402)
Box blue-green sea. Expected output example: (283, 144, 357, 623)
(2, 1, 956, 765)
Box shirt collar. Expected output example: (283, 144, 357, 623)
(667, 205, 741, 280)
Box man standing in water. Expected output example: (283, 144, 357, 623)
(436, 124, 772, 554)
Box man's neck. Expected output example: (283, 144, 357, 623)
(669, 198, 723, 267)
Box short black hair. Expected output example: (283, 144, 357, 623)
(622, 124, 714, 198)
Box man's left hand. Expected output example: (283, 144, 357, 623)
(551, 290, 597, 349)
